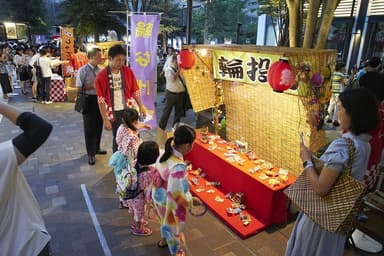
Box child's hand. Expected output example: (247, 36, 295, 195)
(143, 124, 152, 130)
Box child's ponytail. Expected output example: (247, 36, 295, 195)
(160, 137, 173, 162)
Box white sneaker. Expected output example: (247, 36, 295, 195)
(45, 101, 53, 104)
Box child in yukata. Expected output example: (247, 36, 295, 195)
(153, 125, 200, 256)
(112, 108, 151, 208)
(128, 141, 160, 236)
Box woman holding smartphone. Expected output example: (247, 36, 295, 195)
(285, 88, 379, 256)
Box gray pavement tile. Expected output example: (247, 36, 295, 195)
(52, 196, 67, 207)
(0, 91, 363, 256)
(45, 185, 59, 195)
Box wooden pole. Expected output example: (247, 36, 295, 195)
(187, 0, 192, 44)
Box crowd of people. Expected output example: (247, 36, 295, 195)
(0, 42, 74, 103)
(1, 39, 383, 256)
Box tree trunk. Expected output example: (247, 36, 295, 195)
(162, 31, 167, 49)
(315, 0, 341, 49)
(287, 0, 301, 47)
(130, 0, 138, 12)
(303, 0, 321, 48)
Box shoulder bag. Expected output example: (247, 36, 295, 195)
(75, 66, 96, 114)
(74, 76, 88, 114)
(284, 138, 366, 235)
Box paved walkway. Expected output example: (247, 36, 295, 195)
(0, 87, 371, 256)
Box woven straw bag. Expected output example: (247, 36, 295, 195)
(284, 138, 366, 235)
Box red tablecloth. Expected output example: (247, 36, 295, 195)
(50, 79, 66, 102)
(185, 134, 296, 229)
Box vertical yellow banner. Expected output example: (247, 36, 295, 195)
(60, 27, 74, 77)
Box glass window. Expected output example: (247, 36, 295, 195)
(372, 22, 384, 58)
(326, 22, 349, 59)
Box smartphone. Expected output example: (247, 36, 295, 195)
(300, 132, 305, 145)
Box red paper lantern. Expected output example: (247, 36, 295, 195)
(179, 49, 195, 69)
(267, 57, 295, 92)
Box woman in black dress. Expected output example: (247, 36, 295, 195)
(0, 46, 12, 98)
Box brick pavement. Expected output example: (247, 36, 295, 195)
(0, 88, 371, 256)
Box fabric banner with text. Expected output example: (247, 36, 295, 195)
(60, 27, 74, 77)
(213, 50, 280, 86)
(130, 14, 160, 128)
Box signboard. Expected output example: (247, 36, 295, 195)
(4, 22, 17, 39)
(60, 27, 74, 77)
(213, 50, 280, 85)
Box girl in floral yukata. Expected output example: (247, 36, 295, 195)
(129, 141, 159, 236)
(115, 108, 151, 208)
(152, 125, 197, 256)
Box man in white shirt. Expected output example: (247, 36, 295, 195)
(38, 48, 66, 104)
(158, 54, 186, 130)
(0, 102, 53, 256)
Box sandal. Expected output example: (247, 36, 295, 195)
(130, 220, 148, 229)
(132, 226, 152, 236)
(157, 239, 168, 248)
(119, 201, 129, 209)
(175, 249, 185, 256)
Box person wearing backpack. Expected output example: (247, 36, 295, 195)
(126, 141, 159, 236)
(113, 108, 151, 208)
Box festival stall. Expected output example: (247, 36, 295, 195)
(181, 45, 337, 238)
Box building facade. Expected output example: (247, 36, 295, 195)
(257, 0, 384, 72)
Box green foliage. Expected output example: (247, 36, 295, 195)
(208, 0, 246, 42)
(192, 0, 249, 44)
(191, 8, 205, 43)
(0, 0, 48, 34)
(257, 0, 289, 45)
(147, 0, 180, 36)
(58, 0, 126, 41)
(257, 0, 286, 18)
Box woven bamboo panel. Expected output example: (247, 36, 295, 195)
(224, 81, 314, 177)
(182, 45, 337, 177)
(181, 47, 215, 112)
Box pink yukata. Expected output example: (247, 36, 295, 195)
(126, 166, 155, 222)
(115, 124, 141, 208)
(115, 124, 141, 161)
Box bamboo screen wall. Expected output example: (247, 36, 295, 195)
(182, 45, 337, 177)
